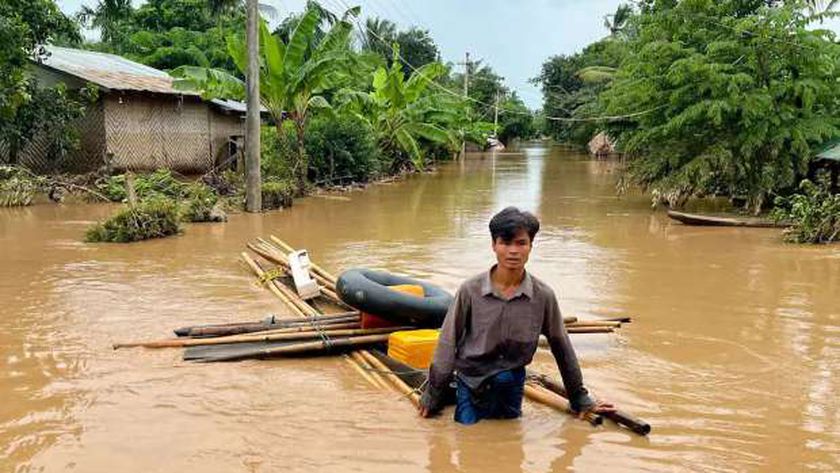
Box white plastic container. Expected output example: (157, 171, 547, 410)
(287, 250, 321, 300)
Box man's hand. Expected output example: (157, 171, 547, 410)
(578, 400, 616, 419)
(418, 405, 433, 418)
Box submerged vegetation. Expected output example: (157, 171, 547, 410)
(773, 178, 840, 244)
(0, 166, 43, 207)
(85, 196, 181, 243)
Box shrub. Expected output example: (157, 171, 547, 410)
(182, 182, 226, 222)
(97, 169, 187, 202)
(772, 179, 840, 244)
(261, 180, 295, 210)
(0, 166, 44, 207)
(305, 115, 382, 184)
(85, 197, 182, 243)
(261, 124, 295, 182)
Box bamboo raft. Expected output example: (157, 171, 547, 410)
(111, 234, 648, 434)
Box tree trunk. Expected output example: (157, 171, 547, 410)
(244, 0, 262, 212)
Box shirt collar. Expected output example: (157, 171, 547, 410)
(482, 265, 534, 300)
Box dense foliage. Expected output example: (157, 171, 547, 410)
(536, 1, 840, 218)
(772, 178, 840, 243)
(340, 46, 457, 171)
(361, 17, 439, 74)
(80, 0, 244, 74)
(601, 1, 839, 212)
(0, 0, 93, 168)
(305, 115, 382, 184)
(533, 38, 626, 145)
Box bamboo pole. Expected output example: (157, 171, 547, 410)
(565, 327, 615, 334)
(257, 238, 336, 291)
(241, 252, 309, 319)
(350, 351, 391, 391)
(249, 241, 348, 308)
(114, 326, 408, 350)
(200, 333, 392, 362)
(179, 315, 361, 338)
(250, 257, 321, 318)
(251, 240, 339, 293)
(565, 321, 622, 329)
(528, 373, 651, 436)
(358, 350, 420, 406)
(344, 355, 383, 390)
(270, 235, 337, 283)
(523, 383, 603, 426)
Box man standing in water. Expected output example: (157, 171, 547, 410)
(419, 207, 614, 424)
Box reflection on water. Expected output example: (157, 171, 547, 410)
(1, 143, 838, 472)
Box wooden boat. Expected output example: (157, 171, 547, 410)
(667, 210, 786, 228)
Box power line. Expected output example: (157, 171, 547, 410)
(322, 0, 670, 123)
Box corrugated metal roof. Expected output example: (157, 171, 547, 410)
(37, 45, 196, 96)
(816, 139, 840, 162)
(210, 98, 269, 115)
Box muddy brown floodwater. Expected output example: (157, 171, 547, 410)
(1, 143, 839, 472)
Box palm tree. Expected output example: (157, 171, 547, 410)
(361, 17, 397, 56)
(603, 3, 633, 37)
(76, 0, 132, 46)
(805, 0, 840, 13)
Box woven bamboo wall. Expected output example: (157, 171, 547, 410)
(0, 101, 105, 173)
(104, 93, 213, 173)
(209, 112, 244, 168)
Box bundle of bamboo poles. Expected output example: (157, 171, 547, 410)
(111, 235, 631, 358)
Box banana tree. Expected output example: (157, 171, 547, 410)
(172, 5, 356, 192)
(341, 46, 459, 171)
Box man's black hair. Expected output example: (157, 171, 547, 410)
(489, 207, 540, 243)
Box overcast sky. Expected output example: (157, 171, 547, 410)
(57, 1, 840, 109)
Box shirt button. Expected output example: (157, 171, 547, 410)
(498, 354, 504, 359)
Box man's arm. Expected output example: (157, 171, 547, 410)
(542, 290, 595, 413)
(420, 286, 469, 415)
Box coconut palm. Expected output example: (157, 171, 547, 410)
(76, 0, 132, 45)
(603, 3, 633, 37)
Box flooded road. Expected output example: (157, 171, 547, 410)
(2, 143, 839, 472)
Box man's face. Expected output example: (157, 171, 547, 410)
(492, 228, 532, 272)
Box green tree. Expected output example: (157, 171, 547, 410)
(1, 0, 85, 166)
(534, 37, 626, 145)
(173, 6, 357, 192)
(601, 0, 840, 212)
(77, 0, 133, 46)
(361, 17, 439, 75)
(341, 46, 458, 171)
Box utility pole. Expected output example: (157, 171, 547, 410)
(459, 51, 470, 159)
(244, 0, 262, 212)
(493, 91, 500, 137)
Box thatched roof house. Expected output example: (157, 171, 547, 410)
(12, 46, 249, 174)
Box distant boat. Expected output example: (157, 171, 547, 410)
(667, 210, 787, 228)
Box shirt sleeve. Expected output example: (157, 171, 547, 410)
(421, 284, 469, 413)
(542, 289, 595, 413)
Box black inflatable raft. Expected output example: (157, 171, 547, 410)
(336, 268, 453, 328)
